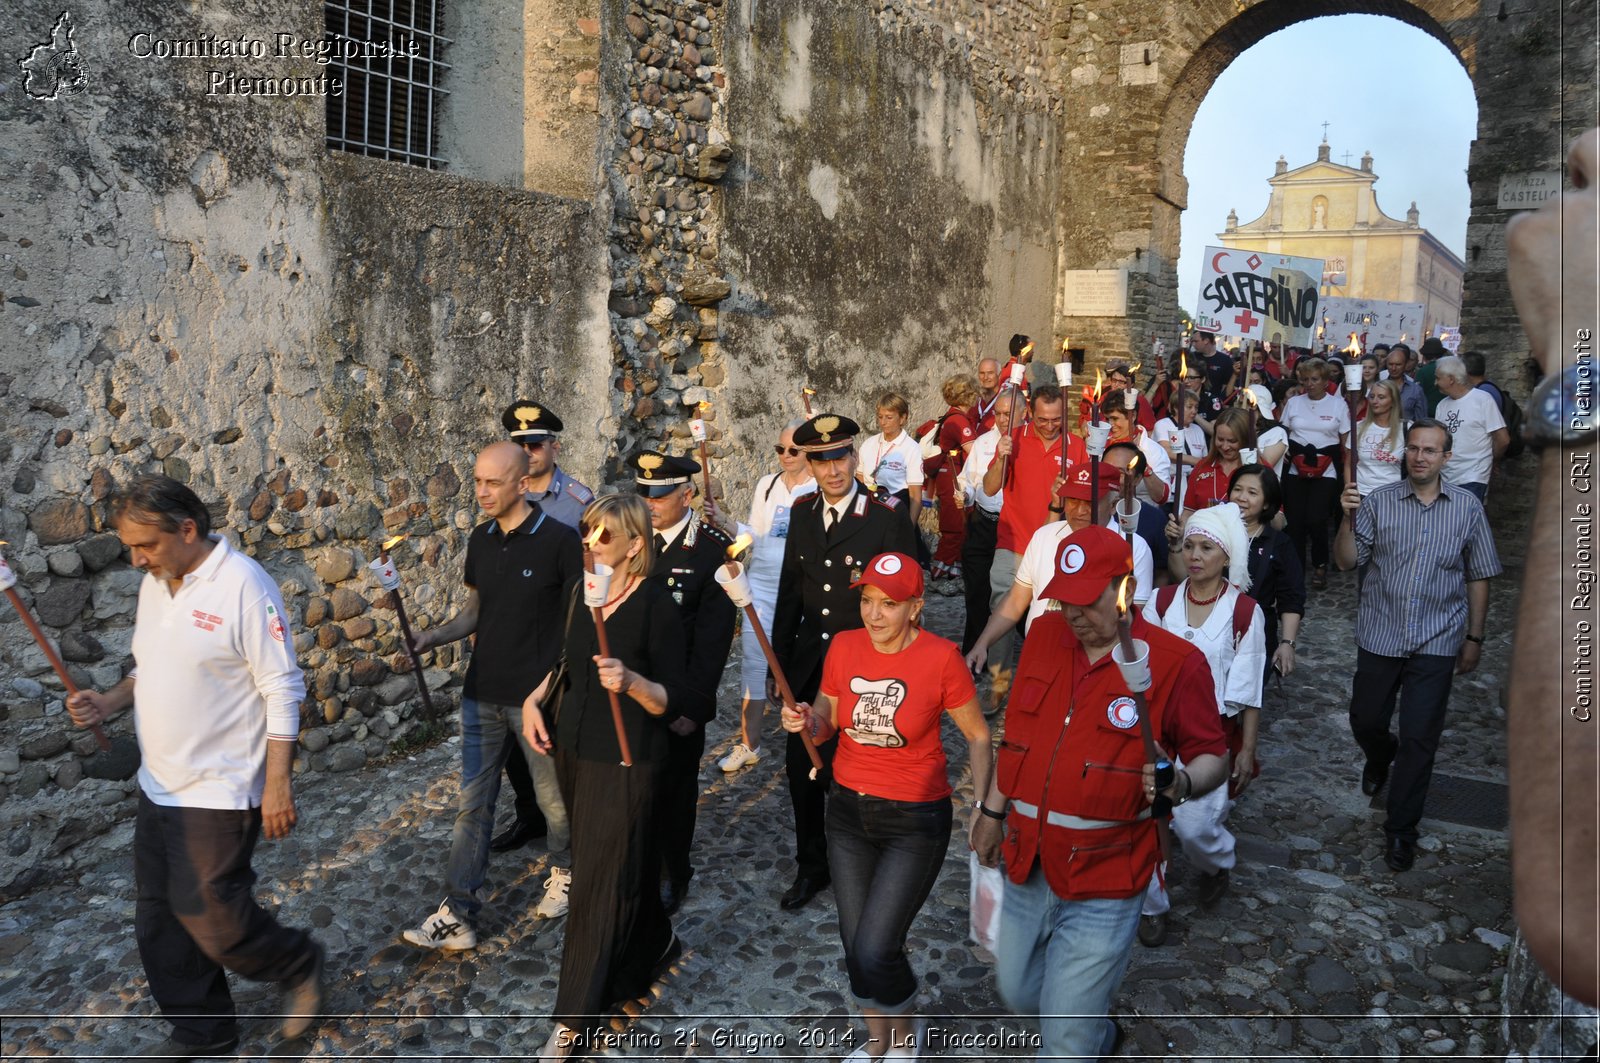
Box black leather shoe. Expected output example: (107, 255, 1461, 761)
(139, 1034, 240, 1058)
(490, 819, 545, 853)
(1197, 868, 1230, 908)
(779, 876, 829, 910)
(1360, 758, 1390, 796)
(1136, 913, 1168, 947)
(660, 879, 685, 916)
(1384, 835, 1416, 872)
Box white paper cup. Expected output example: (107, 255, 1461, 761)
(1343, 363, 1364, 391)
(0, 555, 15, 593)
(367, 556, 401, 591)
(689, 418, 708, 442)
(1054, 362, 1073, 388)
(1123, 388, 1138, 411)
(1111, 637, 1153, 692)
(1008, 363, 1026, 387)
(714, 561, 754, 608)
(582, 563, 614, 607)
(1240, 448, 1258, 466)
(1085, 422, 1111, 457)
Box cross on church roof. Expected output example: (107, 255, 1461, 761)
(1341, 150, 1353, 165)
(1321, 120, 1330, 142)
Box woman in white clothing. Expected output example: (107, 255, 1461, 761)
(1153, 390, 1206, 506)
(1136, 503, 1266, 947)
(1355, 378, 1407, 497)
(1279, 357, 1350, 590)
(858, 392, 924, 512)
(718, 420, 816, 773)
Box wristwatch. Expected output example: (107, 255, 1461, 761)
(1524, 364, 1598, 450)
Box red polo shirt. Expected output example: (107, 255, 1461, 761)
(994, 424, 1088, 552)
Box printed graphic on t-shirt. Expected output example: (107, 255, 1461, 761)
(1441, 409, 1463, 435)
(845, 676, 908, 748)
(772, 504, 791, 539)
(265, 603, 285, 642)
(193, 609, 225, 633)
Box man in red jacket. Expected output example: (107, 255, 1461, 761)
(969, 526, 1227, 1058)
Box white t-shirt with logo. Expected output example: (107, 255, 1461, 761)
(1436, 388, 1506, 486)
(859, 431, 925, 494)
(1014, 519, 1153, 630)
(1356, 420, 1407, 496)
(1153, 417, 1207, 499)
(740, 471, 816, 590)
(1281, 393, 1351, 479)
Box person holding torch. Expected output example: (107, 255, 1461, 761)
(402, 442, 582, 948)
(968, 526, 1227, 1060)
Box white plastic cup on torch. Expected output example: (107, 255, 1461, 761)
(0, 553, 16, 592)
(714, 561, 755, 608)
(368, 556, 401, 591)
(582, 563, 614, 607)
(1123, 388, 1138, 412)
(1008, 363, 1026, 388)
(1240, 447, 1259, 466)
(1111, 637, 1153, 692)
(1343, 363, 1364, 392)
(1054, 361, 1073, 388)
(689, 418, 708, 442)
(1085, 421, 1111, 457)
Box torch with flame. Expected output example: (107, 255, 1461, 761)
(1172, 355, 1191, 517)
(714, 536, 824, 778)
(581, 523, 634, 767)
(0, 541, 110, 751)
(801, 385, 817, 416)
(690, 401, 716, 503)
(374, 534, 437, 721)
(1087, 370, 1108, 524)
(1339, 338, 1365, 481)
(1054, 337, 1073, 389)
(1019, 340, 1035, 362)
(1110, 575, 1174, 816)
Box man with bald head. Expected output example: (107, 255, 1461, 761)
(401, 441, 583, 948)
(973, 357, 1003, 433)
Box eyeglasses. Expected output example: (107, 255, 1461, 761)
(520, 439, 549, 451)
(774, 445, 803, 456)
(577, 523, 615, 545)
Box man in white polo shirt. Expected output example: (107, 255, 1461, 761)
(68, 476, 323, 1059)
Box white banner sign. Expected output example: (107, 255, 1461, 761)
(1196, 246, 1325, 346)
(1433, 325, 1462, 352)
(1319, 297, 1428, 348)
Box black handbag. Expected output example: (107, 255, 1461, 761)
(538, 583, 583, 729)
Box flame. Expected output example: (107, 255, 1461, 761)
(1179, 353, 1188, 380)
(0, 540, 8, 548)
(1092, 369, 1104, 404)
(1398, 333, 1408, 344)
(1115, 573, 1131, 614)
(1020, 341, 1034, 359)
(1316, 324, 1325, 339)
(1345, 332, 1362, 357)
(381, 534, 407, 551)
(696, 401, 712, 416)
(1242, 388, 1258, 408)
(727, 533, 754, 559)
(1061, 337, 1070, 354)
(584, 523, 606, 550)
(802, 385, 816, 396)
(1127, 453, 1142, 475)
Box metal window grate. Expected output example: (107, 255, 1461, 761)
(324, 0, 452, 169)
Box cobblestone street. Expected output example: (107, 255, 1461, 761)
(0, 542, 1530, 1062)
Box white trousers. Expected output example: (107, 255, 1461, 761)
(1141, 757, 1235, 916)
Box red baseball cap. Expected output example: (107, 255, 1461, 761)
(1057, 462, 1122, 501)
(850, 552, 924, 600)
(1040, 526, 1133, 606)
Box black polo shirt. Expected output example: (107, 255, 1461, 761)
(462, 503, 583, 705)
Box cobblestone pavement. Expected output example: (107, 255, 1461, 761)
(1, 557, 1523, 1061)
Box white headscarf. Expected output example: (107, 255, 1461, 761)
(1184, 502, 1251, 590)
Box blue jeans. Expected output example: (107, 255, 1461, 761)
(446, 697, 568, 920)
(993, 864, 1144, 1059)
(827, 789, 952, 1012)
(1457, 480, 1488, 503)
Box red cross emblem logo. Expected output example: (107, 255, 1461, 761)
(1233, 309, 1261, 332)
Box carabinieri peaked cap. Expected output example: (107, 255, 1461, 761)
(631, 450, 701, 498)
(501, 400, 564, 440)
(792, 413, 860, 462)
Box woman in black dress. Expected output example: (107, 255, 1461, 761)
(523, 493, 686, 1060)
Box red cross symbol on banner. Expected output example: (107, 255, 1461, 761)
(1233, 309, 1261, 332)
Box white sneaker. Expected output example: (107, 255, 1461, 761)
(718, 743, 761, 773)
(535, 866, 571, 919)
(401, 900, 476, 950)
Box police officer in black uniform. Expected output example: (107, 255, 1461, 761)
(491, 401, 596, 854)
(770, 414, 918, 911)
(633, 451, 738, 916)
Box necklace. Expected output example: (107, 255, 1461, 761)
(1186, 582, 1224, 606)
(601, 576, 637, 610)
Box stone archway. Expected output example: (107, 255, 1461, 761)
(1053, 0, 1596, 384)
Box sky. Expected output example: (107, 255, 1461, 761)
(1177, 15, 1477, 314)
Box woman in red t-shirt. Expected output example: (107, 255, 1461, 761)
(1180, 408, 1256, 522)
(930, 374, 979, 580)
(782, 553, 990, 1061)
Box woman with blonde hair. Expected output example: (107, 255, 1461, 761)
(1355, 377, 1407, 497)
(928, 374, 980, 580)
(1180, 407, 1256, 520)
(526, 493, 687, 1060)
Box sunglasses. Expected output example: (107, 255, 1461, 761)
(520, 439, 549, 451)
(774, 445, 803, 456)
(577, 523, 615, 545)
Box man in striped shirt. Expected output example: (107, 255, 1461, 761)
(1334, 419, 1501, 872)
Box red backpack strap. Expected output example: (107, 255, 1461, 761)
(1232, 592, 1257, 647)
(1156, 584, 1178, 616)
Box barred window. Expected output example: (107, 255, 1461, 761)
(324, 0, 451, 169)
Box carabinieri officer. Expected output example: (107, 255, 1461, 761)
(632, 450, 738, 916)
(770, 413, 918, 911)
(492, 400, 595, 855)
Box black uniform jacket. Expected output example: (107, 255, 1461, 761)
(770, 487, 918, 701)
(648, 517, 738, 726)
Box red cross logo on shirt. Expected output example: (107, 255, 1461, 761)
(1233, 309, 1261, 333)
